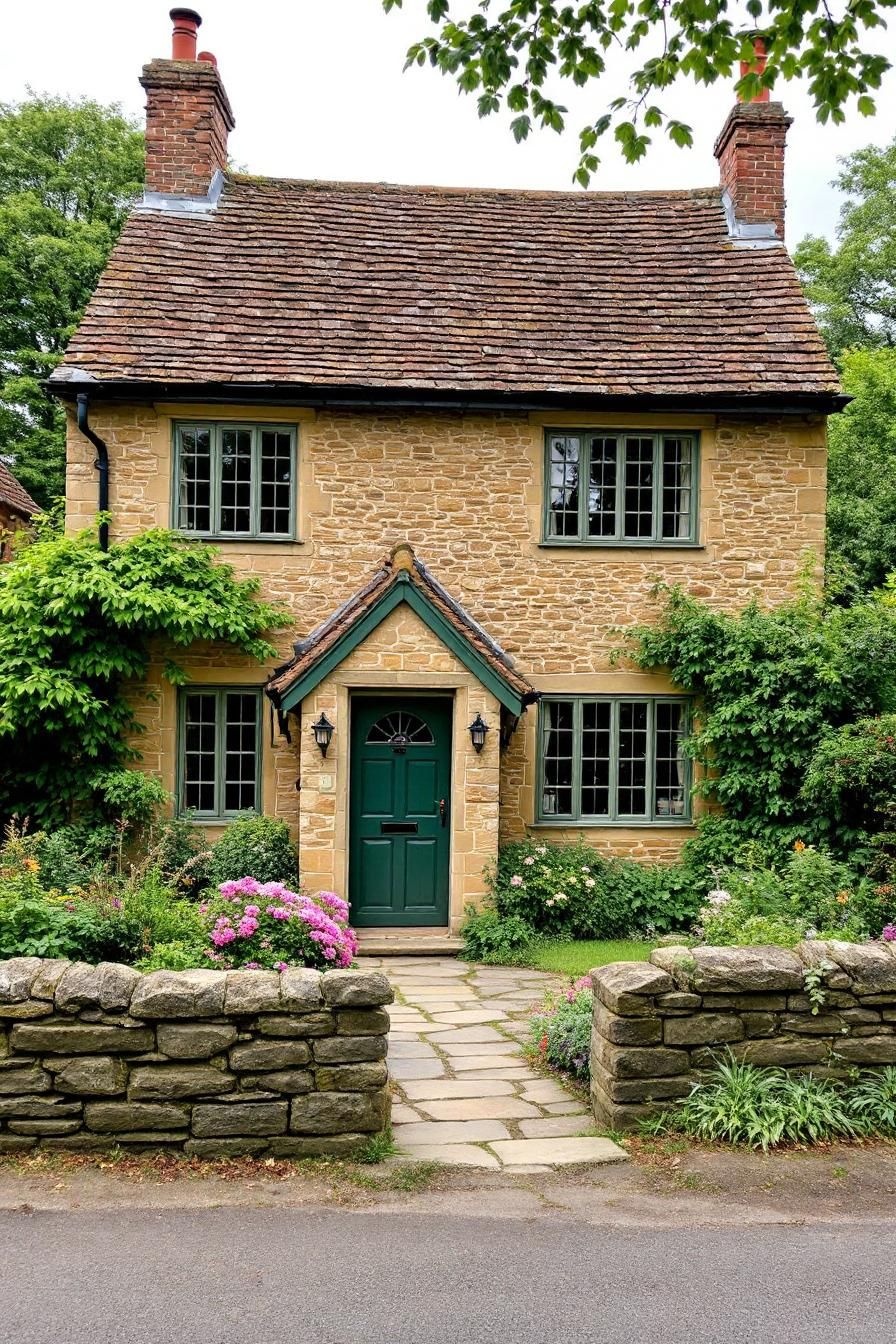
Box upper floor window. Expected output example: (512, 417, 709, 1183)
(178, 687, 262, 819)
(544, 431, 697, 545)
(538, 696, 691, 824)
(174, 422, 296, 539)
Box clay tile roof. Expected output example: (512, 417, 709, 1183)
(0, 462, 38, 519)
(54, 175, 838, 401)
(267, 544, 539, 711)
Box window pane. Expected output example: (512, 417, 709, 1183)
(548, 436, 580, 538)
(581, 702, 611, 816)
(587, 437, 617, 538)
(177, 427, 212, 533)
(542, 701, 574, 816)
(259, 431, 293, 535)
(183, 693, 217, 812)
(623, 437, 655, 538)
(223, 692, 257, 813)
(655, 702, 687, 817)
(661, 438, 693, 539)
(617, 701, 648, 815)
(220, 429, 253, 533)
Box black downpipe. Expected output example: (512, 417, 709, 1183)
(76, 392, 110, 552)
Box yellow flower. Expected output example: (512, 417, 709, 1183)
(836, 891, 850, 905)
(793, 840, 806, 852)
(23, 857, 40, 873)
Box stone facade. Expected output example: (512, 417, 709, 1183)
(590, 942, 896, 1129)
(0, 958, 392, 1156)
(64, 401, 827, 924)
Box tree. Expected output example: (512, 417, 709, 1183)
(0, 527, 284, 829)
(825, 348, 896, 596)
(383, 1, 890, 183)
(0, 95, 143, 507)
(794, 136, 896, 358)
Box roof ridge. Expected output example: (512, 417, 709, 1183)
(225, 172, 721, 203)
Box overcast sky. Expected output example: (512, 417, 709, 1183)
(3, 0, 895, 244)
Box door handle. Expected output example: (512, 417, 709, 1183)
(439, 798, 448, 828)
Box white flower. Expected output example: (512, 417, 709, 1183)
(536, 846, 547, 855)
(707, 889, 731, 908)
(581, 866, 591, 874)
(553, 892, 568, 903)
(523, 856, 535, 866)
(584, 877, 596, 890)
(545, 898, 555, 907)
(805, 926, 819, 940)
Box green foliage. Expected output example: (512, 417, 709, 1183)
(206, 814, 298, 888)
(795, 138, 896, 358)
(384, 2, 889, 183)
(460, 903, 534, 964)
(0, 95, 144, 505)
(487, 838, 702, 940)
(0, 528, 283, 828)
(630, 584, 896, 855)
(803, 960, 834, 1015)
(530, 980, 593, 1079)
(134, 939, 207, 973)
(822, 351, 896, 596)
(658, 1054, 896, 1148)
(803, 714, 896, 837)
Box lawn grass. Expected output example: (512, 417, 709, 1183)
(519, 938, 655, 978)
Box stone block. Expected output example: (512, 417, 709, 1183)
(184, 1139, 271, 1157)
(733, 1037, 830, 1068)
(702, 994, 788, 1011)
(290, 1090, 387, 1135)
(663, 1014, 745, 1046)
(315, 1062, 389, 1092)
(110, 1131, 190, 1145)
(596, 1013, 662, 1047)
(156, 1023, 238, 1059)
(11, 1023, 154, 1055)
(336, 1008, 391, 1036)
(591, 1059, 693, 1104)
(98, 963, 142, 1012)
(648, 947, 695, 989)
(229, 1040, 310, 1071)
(267, 1134, 369, 1158)
(52, 1056, 128, 1096)
(191, 1102, 289, 1137)
(8, 1119, 82, 1136)
(239, 1070, 313, 1095)
(741, 1012, 778, 1038)
(0, 1001, 53, 1020)
(30, 961, 70, 1001)
(824, 942, 896, 995)
(0, 958, 42, 1004)
(224, 972, 281, 1016)
(319, 970, 393, 1008)
(780, 1013, 844, 1035)
(279, 968, 323, 1012)
(689, 946, 804, 993)
(84, 1102, 189, 1132)
(655, 992, 702, 1011)
(55, 963, 104, 1013)
(129, 970, 226, 1019)
(591, 1032, 688, 1080)
(0, 1068, 51, 1094)
(0, 1097, 82, 1119)
(128, 1065, 235, 1100)
(591, 1082, 666, 1130)
(835, 1036, 896, 1065)
(312, 1035, 388, 1064)
(590, 963, 673, 1017)
(256, 1013, 335, 1038)
(0, 1135, 37, 1152)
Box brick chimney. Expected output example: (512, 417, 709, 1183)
(140, 8, 235, 197)
(713, 38, 792, 241)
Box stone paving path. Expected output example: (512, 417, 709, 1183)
(360, 956, 627, 1171)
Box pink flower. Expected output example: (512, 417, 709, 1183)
(510, 875, 523, 888)
(243, 905, 260, 917)
(237, 917, 259, 938)
(882, 924, 896, 942)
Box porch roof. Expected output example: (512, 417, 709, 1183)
(265, 545, 539, 717)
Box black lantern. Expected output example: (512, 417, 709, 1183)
(468, 713, 490, 753)
(311, 712, 334, 758)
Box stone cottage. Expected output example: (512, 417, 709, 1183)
(0, 462, 37, 561)
(52, 8, 841, 938)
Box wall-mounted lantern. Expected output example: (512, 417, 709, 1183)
(468, 713, 490, 753)
(311, 712, 335, 758)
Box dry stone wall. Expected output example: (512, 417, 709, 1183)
(0, 959, 392, 1156)
(591, 942, 896, 1129)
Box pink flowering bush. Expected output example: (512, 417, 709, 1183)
(201, 877, 357, 970)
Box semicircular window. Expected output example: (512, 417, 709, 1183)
(366, 711, 434, 750)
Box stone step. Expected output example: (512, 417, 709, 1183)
(356, 931, 464, 957)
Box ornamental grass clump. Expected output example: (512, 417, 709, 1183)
(201, 877, 357, 971)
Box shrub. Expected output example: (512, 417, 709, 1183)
(206, 814, 297, 888)
(0, 890, 105, 961)
(488, 839, 701, 940)
(461, 904, 534, 963)
(530, 979, 593, 1079)
(201, 878, 356, 970)
(134, 939, 207, 972)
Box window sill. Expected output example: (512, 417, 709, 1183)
(531, 818, 695, 829)
(179, 534, 304, 546)
(178, 814, 258, 825)
(537, 540, 704, 551)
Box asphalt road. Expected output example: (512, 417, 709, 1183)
(2, 1208, 892, 1343)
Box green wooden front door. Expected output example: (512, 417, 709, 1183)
(349, 697, 452, 927)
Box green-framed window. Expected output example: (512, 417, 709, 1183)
(173, 422, 297, 539)
(177, 688, 262, 819)
(543, 431, 698, 544)
(538, 697, 691, 824)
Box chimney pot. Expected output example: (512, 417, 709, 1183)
(170, 7, 202, 61)
(739, 34, 770, 102)
(198, 50, 217, 67)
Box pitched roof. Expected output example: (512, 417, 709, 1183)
(266, 544, 539, 716)
(53, 175, 839, 405)
(0, 462, 38, 519)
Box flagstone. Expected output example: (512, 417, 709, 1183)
(543, 1101, 589, 1116)
(418, 1097, 541, 1121)
(518, 1116, 593, 1139)
(391, 1143, 500, 1169)
(439, 1041, 522, 1057)
(395, 1119, 511, 1145)
(520, 1080, 576, 1104)
(427, 1026, 508, 1044)
(449, 1055, 524, 1072)
(387, 1039, 439, 1059)
(391, 1103, 423, 1124)
(459, 1067, 539, 1081)
(400, 1079, 516, 1101)
(388, 1058, 446, 1080)
(431, 1010, 508, 1025)
(489, 1137, 627, 1166)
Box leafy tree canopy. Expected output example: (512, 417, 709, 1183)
(794, 134, 896, 357)
(0, 527, 285, 829)
(383, 1, 891, 183)
(0, 95, 143, 507)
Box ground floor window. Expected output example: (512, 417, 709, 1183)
(538, 696, 691, 823)
(178, 688, 262, 818)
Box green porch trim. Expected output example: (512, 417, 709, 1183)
(275, 572, 526, 716)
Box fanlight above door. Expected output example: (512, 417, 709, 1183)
(366, 711, 434, 754)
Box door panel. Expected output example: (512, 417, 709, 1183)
(349, 697, 452, 927)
